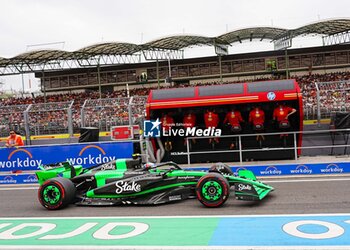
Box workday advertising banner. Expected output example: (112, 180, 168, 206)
(0, 141, 133, 172)
(188, 162, 350, 176)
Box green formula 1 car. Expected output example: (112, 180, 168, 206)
(36, 155, 274, 210)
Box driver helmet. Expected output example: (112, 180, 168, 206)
(144, 162, 155, 170)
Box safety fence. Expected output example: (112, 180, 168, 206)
(303, 80, 350, 121)
(0, 105, 27, 137)
(0, 101, 74, 140)
(80, 96, 147, 132)
(81, 97, 131, 131)
(0, 96, 148, 139)
(27, 101, 74, 136)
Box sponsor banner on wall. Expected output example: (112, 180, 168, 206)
(0, 173, 38, 185)
(0, 141, 133, 172)
(188, 162, 350, 176)
(1, 161, 350, 185)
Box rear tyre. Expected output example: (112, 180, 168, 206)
(196, 173, 230, 207)
(209, 162, 234, 176)
(38, 177, 76, 210)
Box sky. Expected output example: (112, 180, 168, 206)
(0, 0, 349, 92)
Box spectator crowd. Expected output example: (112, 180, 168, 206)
(295, 72, 350, 119)
(1, 71, 350, 137)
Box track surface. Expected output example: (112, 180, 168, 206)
(1, 176, 350, 217)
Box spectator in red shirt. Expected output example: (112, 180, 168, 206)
(249, 106, 265, 144)
(5, 130, 24, 147)
(204, 109, 219, 144)
(224, 107, 244, 149)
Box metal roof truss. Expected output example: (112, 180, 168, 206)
(322, 30, 350, 46)
(142, 49, 184, 60)
(77, 54, 142, 67)
(274, 33, 292, 50)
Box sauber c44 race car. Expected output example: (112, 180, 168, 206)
(36, 155, 274, 210)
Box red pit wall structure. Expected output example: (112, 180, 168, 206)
(147, 79, 303, 158)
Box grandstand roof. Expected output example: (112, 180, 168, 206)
(76, 42, 142, 56)
(143, 35, 229, 50)
(218, 27, 288, 43)
(289, 19, 350, 38)
(0, 57, 8, 66)
(10, 50, 76, 64)
(1, 18, 350, 74)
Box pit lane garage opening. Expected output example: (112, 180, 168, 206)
(146, 79, 303, 163)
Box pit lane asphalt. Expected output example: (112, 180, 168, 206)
(1, 176, 350, 217)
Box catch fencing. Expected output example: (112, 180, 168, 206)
(0, 96, 147, 141)
(27, 101, 74, 137)
(80, 96, 147, 132)
(303, 80, 350, 121)
(0, 105, 27, 137)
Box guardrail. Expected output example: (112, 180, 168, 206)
(185, 128, 350, 166)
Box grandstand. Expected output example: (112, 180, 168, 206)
(34, 44, 350, 93)
(1, 19, 350, 141)
(1, 71, 350, 138)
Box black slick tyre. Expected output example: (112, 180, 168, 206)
(38, 177, 76, 210)
(196, 173, 230, 207)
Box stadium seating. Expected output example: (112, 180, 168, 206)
(1, 72, 350, 136)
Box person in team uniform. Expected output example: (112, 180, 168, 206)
(273, 103, 296, 137)
(161, 113, 174, 131)
(160, 113, 175, 151)
(204, 108, 219, 144)
(183, 111, 196, 128)
(249, 106, 265, 146)
(183, 111, 197, 146)
(224, 106, 244, 149)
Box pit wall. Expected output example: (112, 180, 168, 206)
(0, 123, 344, 156)
(1, 161, 349, 185)
(1, 122, 349, 185)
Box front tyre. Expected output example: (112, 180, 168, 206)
(38, 177, 76, 210)
(196, 173, 230, 207)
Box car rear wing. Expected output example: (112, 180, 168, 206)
(36, 162, 83, 185)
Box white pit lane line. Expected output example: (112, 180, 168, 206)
(263, 177, 350, 183)
(1, 177, 350, 191)
(0, 186, 38, 191)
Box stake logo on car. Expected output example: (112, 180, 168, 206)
(115, 181, 141, 194)
(238, 184, 252, 191)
